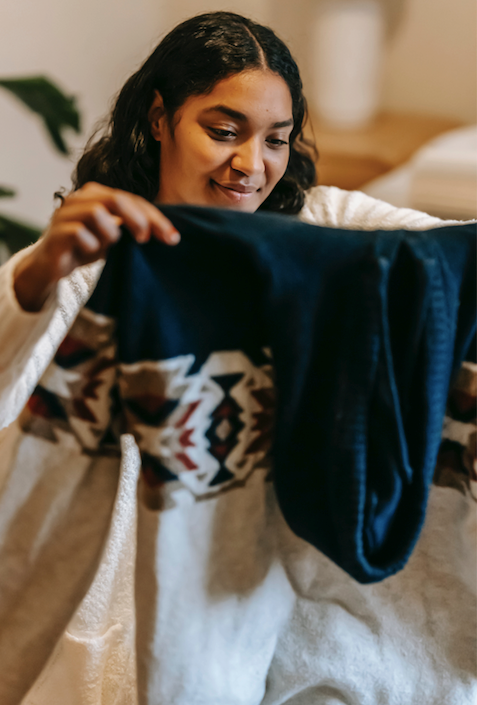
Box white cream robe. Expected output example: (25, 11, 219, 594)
(0, 186, 475, 705)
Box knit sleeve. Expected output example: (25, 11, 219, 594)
(0, 244, 103, 430)
(300, 185, 472, 231)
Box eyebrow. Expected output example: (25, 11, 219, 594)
(202, 104, 294, 128)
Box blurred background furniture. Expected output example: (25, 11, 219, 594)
(362, 123, 477, 220)
(308, 113, 477, 222)
(308, 111, 461, 191)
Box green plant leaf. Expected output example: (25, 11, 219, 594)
(0, 76, 81, 154)
(0, 186, 16, 198)
(0, 213, 42, 254)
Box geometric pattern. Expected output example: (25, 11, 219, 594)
(434, 361, 477, 501)
(20, 307, 119, 454)
(19, 304, 475, 507)
(119, 349, 275, 501)
(206, 373, 245, 486)
(20, 307, 276, 506)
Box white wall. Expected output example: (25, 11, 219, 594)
(0, 0, 475, 229)
(161, 0, 269, 29)
(381, 0, 477, 122)
(268, 0, 476, 125)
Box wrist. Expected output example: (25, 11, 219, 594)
(13, 246, 57, 313)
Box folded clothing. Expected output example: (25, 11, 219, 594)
(22, 205, 476, 583)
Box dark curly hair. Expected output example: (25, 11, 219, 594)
(73, 11, 317, 215)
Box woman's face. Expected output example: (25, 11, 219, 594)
(150, 69, 294, 212)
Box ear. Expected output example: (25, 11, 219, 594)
(148, 89, 165, 141)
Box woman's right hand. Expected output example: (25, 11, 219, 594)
(13, 182, 180, 313)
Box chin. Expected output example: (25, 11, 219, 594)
(225, 200, 261, 213)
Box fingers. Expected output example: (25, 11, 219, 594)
(39, 222, 108, 281)
(54, 202, 121, 251)
(68, 183, 180, 246)
(142, 200, 181, 245)
(31, 182, 181, 290)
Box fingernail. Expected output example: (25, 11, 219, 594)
(169, 230, 180, 245)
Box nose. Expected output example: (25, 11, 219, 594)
(230, 137, 265, 177)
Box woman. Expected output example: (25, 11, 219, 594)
(13, 11, 316, 313)
(0, 11, 474, 705)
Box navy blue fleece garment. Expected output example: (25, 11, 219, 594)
(87, 205, 476, 583)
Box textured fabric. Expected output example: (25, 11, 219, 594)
(0, 186, 474, 705)
(23, 206, 476, 584)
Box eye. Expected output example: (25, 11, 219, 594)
(209, 127, 236, 140)
(266, 137, 289, 148)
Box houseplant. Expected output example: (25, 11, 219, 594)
(0, 76, 81, 255)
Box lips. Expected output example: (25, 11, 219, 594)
(211, 180, 262, 204)
(217, 182, 260, 194)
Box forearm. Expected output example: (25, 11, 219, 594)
(0, 243, 57, 366)
(13, 243, 58, 313)
(0, 245, 102, 430)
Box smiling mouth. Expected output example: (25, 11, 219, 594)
(211, 180, 260, 197)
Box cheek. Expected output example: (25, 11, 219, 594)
(268, 152, 289, 188)
(279, 148, 291, 177)
(185, 132, 226, 174)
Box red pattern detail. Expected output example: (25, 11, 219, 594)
(27, 394, 54, 419)
(210, 443, 229, 462)
(175, 400, 201, 428)
(215, 400, 235, 418)
(56, 336, 90, 357)
(175, 452, 198, 470)
(142, 464, 164, 488)
(179, 428, 195, 448)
